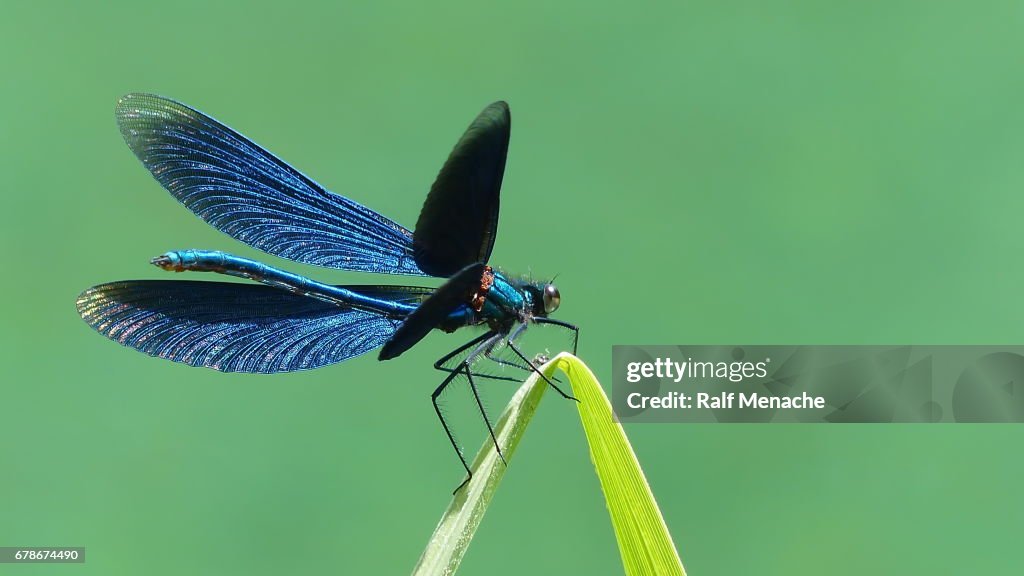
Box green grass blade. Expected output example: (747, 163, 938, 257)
(411, 364, 549, 576)
(555, 353, 686, 576)
(412, 353, 684, 576)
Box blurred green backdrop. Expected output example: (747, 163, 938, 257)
(3, 1, 1024, 574)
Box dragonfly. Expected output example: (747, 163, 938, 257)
(76, 94, 579, 490)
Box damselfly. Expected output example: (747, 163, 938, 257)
(76, 94, 578, 490)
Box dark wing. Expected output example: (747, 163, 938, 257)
(116, 93, 424, 276)
(412, 102, 510, 277)
(76, 281, 431, 373)
(379, 263, 486, 360)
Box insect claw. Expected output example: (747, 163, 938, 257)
(452, 474, 472, 494)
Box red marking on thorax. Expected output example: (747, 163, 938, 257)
(469, 266, 495, 312)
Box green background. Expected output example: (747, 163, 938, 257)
(3, 1, 1023, 574)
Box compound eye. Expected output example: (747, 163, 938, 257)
(542, 284, 560, 314)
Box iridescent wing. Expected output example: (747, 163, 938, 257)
(76, 281, 432, 373)
(412, 102, 510, 277)
(116, 93, 425, 276)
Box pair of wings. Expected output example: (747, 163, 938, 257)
(77, 94, 511, 372)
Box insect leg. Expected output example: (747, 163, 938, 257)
(434, 331, 521, 383)
(482, 322, 530, 371)
(531, 317, 580, 356)
(506, 337, 578, 401)
(432, 330, 507, 493)
(480, 322, 567, 384)
(462, 332, 509, 464)
(432, 368, 473, 494)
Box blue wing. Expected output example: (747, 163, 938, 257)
(116, 93, 426, 276)
(76, 281, 431, 373)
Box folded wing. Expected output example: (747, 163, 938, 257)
(379, 263, 486, 360)
(412, 102, 510, 277)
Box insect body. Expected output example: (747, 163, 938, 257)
(77, 94, 578, 490)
